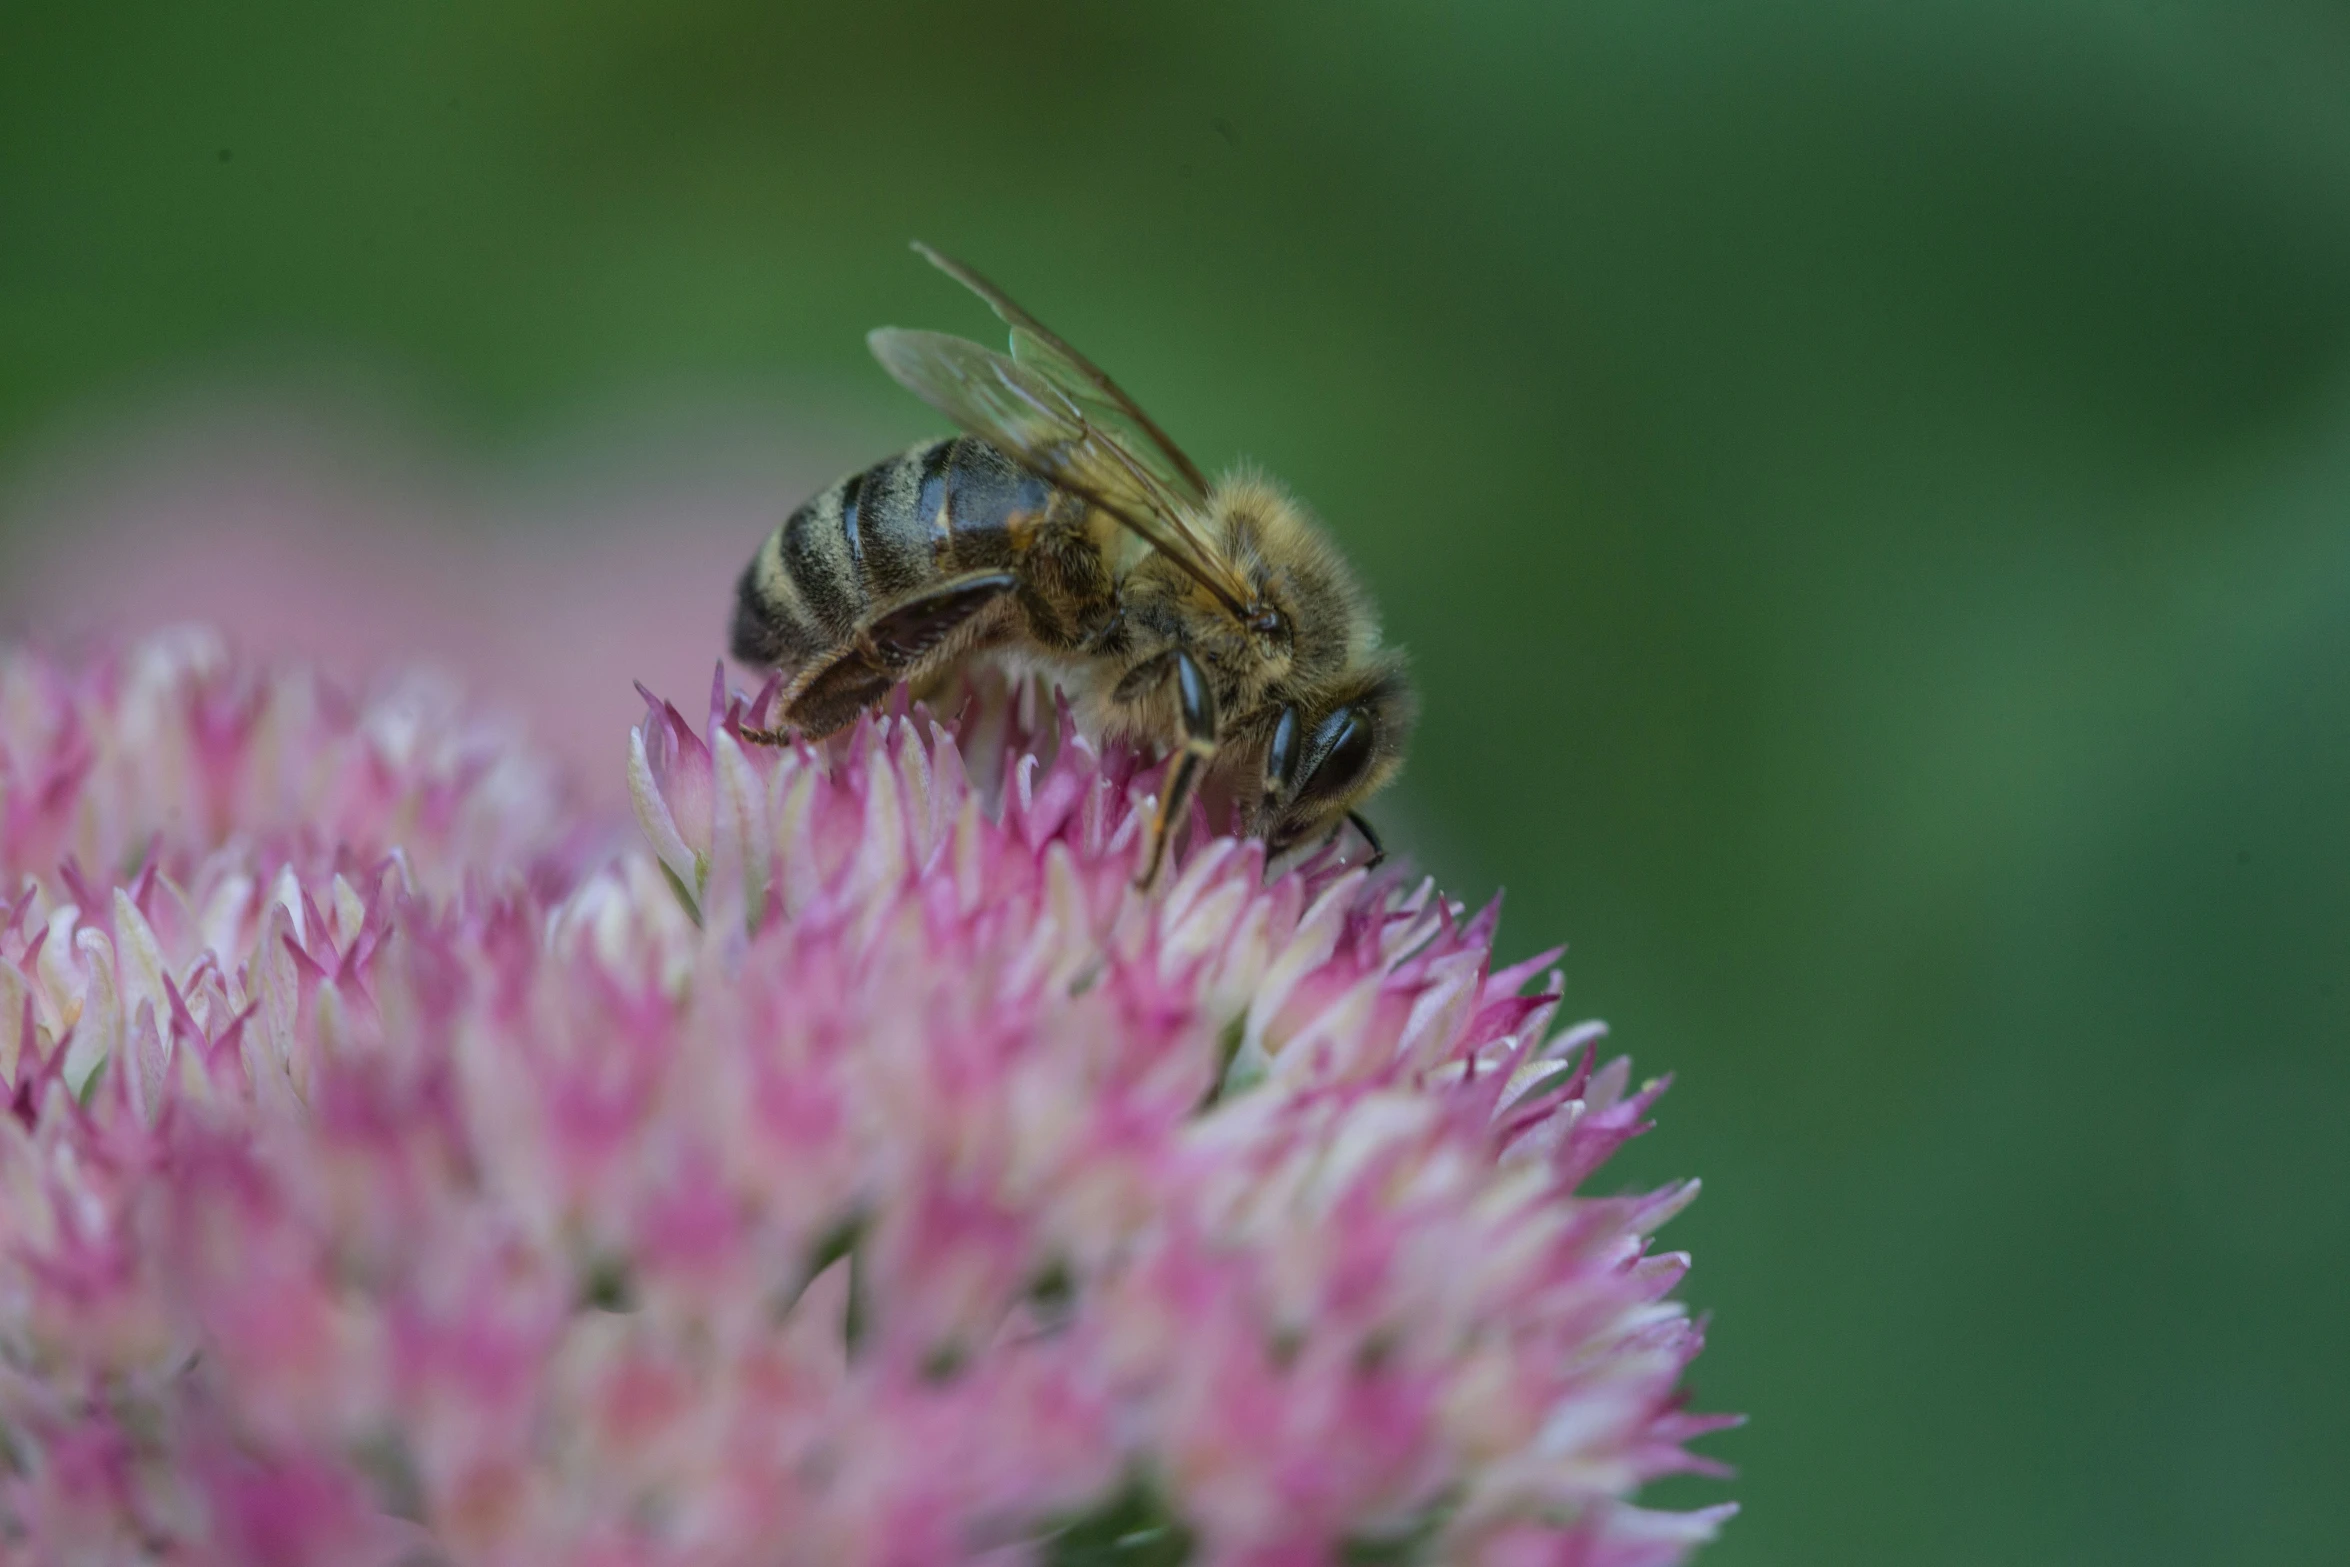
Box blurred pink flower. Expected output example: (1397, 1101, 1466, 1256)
(0, 634, 1734, 1565)
(0, 405, 834, 809)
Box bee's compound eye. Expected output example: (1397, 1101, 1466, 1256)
(1299, 707, 1374, 804)
(1266, 705, 1303, 793)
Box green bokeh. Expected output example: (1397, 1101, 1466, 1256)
(6, 2, 2348, 1561)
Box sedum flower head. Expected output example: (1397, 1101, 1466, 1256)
(0, 634, 1733, 1565)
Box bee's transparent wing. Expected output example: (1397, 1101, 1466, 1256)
(869, 325, 1255, 617)
(909, 242, 1212, 504)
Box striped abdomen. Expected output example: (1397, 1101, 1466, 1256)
(730, 436, 1052, 672)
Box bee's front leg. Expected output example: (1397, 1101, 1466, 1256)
(1137, 648, 1218, 892)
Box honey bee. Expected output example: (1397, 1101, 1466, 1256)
(731, 243, 1414, 888)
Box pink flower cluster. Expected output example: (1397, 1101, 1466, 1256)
(0, 633, 1733, 1565)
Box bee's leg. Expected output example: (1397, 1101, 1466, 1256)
(1137, 648, 1218, 891)
(779, 571, 1018, 739)
(1110, 647, 1176, 705)
(1345, 810, 1386, 869)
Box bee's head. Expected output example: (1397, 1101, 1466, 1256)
(1254, 655, 1416, 859)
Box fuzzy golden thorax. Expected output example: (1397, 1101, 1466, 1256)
(1110, 473, 1418, 852)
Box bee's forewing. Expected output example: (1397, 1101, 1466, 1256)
(911, 242, 1213, 504)
(868, 324, 1256, 617)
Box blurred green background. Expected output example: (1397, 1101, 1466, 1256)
(6, 2, 2348, 1561)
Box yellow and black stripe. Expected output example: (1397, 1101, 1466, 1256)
(729, 436, 1049, 672)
